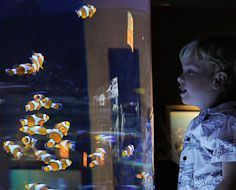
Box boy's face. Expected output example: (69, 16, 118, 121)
(177, 59, 217, 109)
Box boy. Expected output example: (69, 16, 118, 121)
(177, 33, 236, 190)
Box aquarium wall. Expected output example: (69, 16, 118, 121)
(0, 0, 153, 189)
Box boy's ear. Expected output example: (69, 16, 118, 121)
(212, 71, 228, 89)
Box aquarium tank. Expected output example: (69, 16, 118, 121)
(0, 0, 154, 189)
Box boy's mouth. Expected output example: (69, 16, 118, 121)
(179, 87, 187, 95)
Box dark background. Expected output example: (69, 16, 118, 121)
(151, 0, 236, 189)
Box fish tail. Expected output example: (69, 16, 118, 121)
(121, 150, 127, 157)
(51, 103, 62, 110)
(42, 165, 52, 172)
(25, 105, 30, 111)
(75, 10, 82, 17)
(20, 119, 27, 126)
(5, 69, 16, 76)
(70, 141, 76, 151)
(16, 152, 23, 159)
(45, 139, 55, 149)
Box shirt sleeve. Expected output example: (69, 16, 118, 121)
(209, 115, 236, 163)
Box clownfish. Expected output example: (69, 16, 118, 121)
(30, 52, 44, 71)
(45, 122, 69, 149)
(34, 150, 53, 164)
(25, 94, 62, 111)
(89, 160, 101, 168)
(88, 148, 106, 168)
(75, 4, 96, 19)
(25, 183, 55, 190)
(21, 136, 37, 149)
(25, 99, 44, 112)
(42, 159, 72, 172)
(54, 140, 75, 151)
(89, 156, 105, 168)
(5, 52, 44, 76)
(88, 148, 106, 160)
(20, 113, 50, 127)
(3, 141, 23, 159)
(54, 121, 70, 136)
(19, 126, 49, 136)
(121, 144, 134, 157)
(44, 121, 70, 149)
(45, 133, 62, 149)
(41, 97, 62, 110)
(136, 172, 152, 181)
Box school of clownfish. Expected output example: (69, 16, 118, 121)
(2, 90, 150, 189)
(3, 94, 72, 173)
(1, 3, 152, 189)
(3, 93, 73, 190)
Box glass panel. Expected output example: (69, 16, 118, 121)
(0, 0, 154, 189)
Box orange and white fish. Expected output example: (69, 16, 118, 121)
(19, 126, 49, 136)
(45, 129, 63, 149)
(136, 172, 152, 181)
(26, 95, 62, 111)
(88, 148, 106, 168)
(20, 113, 50, 127)
(54, 121, 70, 136)
(89, 156, 105, 168)
(30, 52, 44, 71)
(25, 99, 43, 111)
(5, 52, 44, 76)
(88, 148, 106, 160)
(3, 141, 23, 159)
(121, 144, 134, 157)
(34, 150, 53, 164)
(44, 121, 70, 149)
(25, 183, 57, 190)
(21, 136, 37, 149)
(75, 4, 96, 19)
(41, 97, 62, 110)
(42, 159, 72, 172)
(25, 183, 48, 190)
(54, 140, 75, 151)
(89, 160, 101, 168)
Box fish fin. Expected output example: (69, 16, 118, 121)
(38, 120, 44, 126)
(12, 64, 19, 69)
(70, 141, 76, 151)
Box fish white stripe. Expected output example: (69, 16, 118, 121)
(35, 184, 47, 190)
(19, 64, 31, 74)
(32, 114, 42, 124)
(41, 153, 51, 160)
(83, 6, 90, 16)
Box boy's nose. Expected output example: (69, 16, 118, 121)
(177, 75, 184, 84)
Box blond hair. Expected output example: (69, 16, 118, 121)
(179, 33, 236, 73)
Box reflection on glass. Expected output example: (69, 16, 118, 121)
(170, 110, 200, 163)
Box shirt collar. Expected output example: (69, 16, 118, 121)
(200, 101, 236, 115)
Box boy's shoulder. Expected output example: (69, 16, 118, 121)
(203, 108, 236, 125)
(208, 101, 236, 120)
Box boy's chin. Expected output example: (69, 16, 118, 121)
(181, 99, 195, 106)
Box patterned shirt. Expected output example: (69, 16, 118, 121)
(178, 101, 236, 190)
